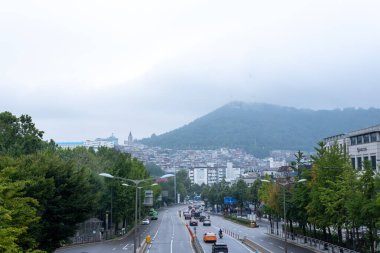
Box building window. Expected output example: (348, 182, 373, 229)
(370, 132, 379, 142)
(357, 157, 362, 169)
(371, 156, 377, 170)
(351, 158, 356, 169)
(363, 134, 370, 144)
(351, 137, 357, 145)
(357, 136, 363, 145)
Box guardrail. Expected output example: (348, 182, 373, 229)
(266, 227, 360, 253)
(185, 224, 204, 253)
(222, 228, 243, 240)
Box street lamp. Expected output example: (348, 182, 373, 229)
(261, 178, 307, 253)
(122, 182, 158, 247)
(100, 172, 173, 253)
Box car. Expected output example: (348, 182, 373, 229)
(189, 219, 198, 226)
(141, 218, 150, 225)
(203, 219, 211, 226)
(203, 232, 217, 243)
(184, 212, 192, 220)
(212, 243, 228, 253)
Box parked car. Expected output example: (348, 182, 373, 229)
(212, 243, 228, 253)
(203, 232, 217, 243)
(203, 219, 211, 226)
(189, 219, 198, 226)
(141, 218, 150, 225)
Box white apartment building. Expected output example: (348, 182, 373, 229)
(189, 167, 208, 185)
(268, 157, 287, 169)
(83, 140, 114, 151)
(225, 162, 241, 183)
(57, 142, 85, 149)
(188, 163, 241, 185)
(324, 124, 380, 171)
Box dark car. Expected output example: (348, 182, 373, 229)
(189, 219, 198, 226)
(203, 219, 211, 226)
(212, 243, 228, 253)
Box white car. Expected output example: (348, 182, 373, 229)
(141, 218, 150, 225)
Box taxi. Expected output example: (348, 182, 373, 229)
(203, 232, 217, 243)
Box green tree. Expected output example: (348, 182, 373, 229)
(0, 112, 44, 157)
(359, 161, 379, 253)
(307, 141, 351, 242)
(5, 152, 99, 252)
(0, 159, 40, 252)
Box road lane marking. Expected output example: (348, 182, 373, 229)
(170, 239, 173, 253)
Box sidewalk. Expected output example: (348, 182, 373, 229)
(264, 227, 359, 253)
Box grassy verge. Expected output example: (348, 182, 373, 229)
(223, 215, 253, 227)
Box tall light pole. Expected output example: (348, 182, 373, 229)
(174, 167, 177, 204)
(122, 183, 157, 248)
(261, 178, 306, 253)
(100, 172, 174, 253)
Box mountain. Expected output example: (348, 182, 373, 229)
(140, 102, 380, 158)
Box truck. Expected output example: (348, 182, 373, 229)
(149, 208, 158, 220)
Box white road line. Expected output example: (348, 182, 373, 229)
(153, 229, 159, 240)
(122, 244, 129, 250)
(279, 246, 284, 249)
(170, 239, 173, 253)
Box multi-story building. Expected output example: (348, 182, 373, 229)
(188, 163, 241, 185)
(324, 124, 380, 171)
(56, 141, 85, 149)
(57, 134, 117, 151)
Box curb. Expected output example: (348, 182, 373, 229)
(138, 238, 147, 253)
(266, 233, 320, 253)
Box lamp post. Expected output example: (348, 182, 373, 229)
(174, 167, 177, 204)
(261, 178, 306, 253)
(99, 173, 174, 253)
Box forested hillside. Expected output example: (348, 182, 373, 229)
(141, 102, 380, 157)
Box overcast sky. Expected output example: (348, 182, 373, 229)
(1, 0, 380, 142)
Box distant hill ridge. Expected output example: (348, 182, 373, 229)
(140, 102, 380, 158)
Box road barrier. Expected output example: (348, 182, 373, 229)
(185, 224, 204, 253)
(221, 228, 243, 240)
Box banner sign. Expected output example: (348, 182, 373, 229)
(143, 190, 153, 206)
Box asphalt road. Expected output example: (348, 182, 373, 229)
(208, 214, 316, 253)
(144, 207, 193, 253)
(54, 206, 316, 253)
(177, 206, 254, 253)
